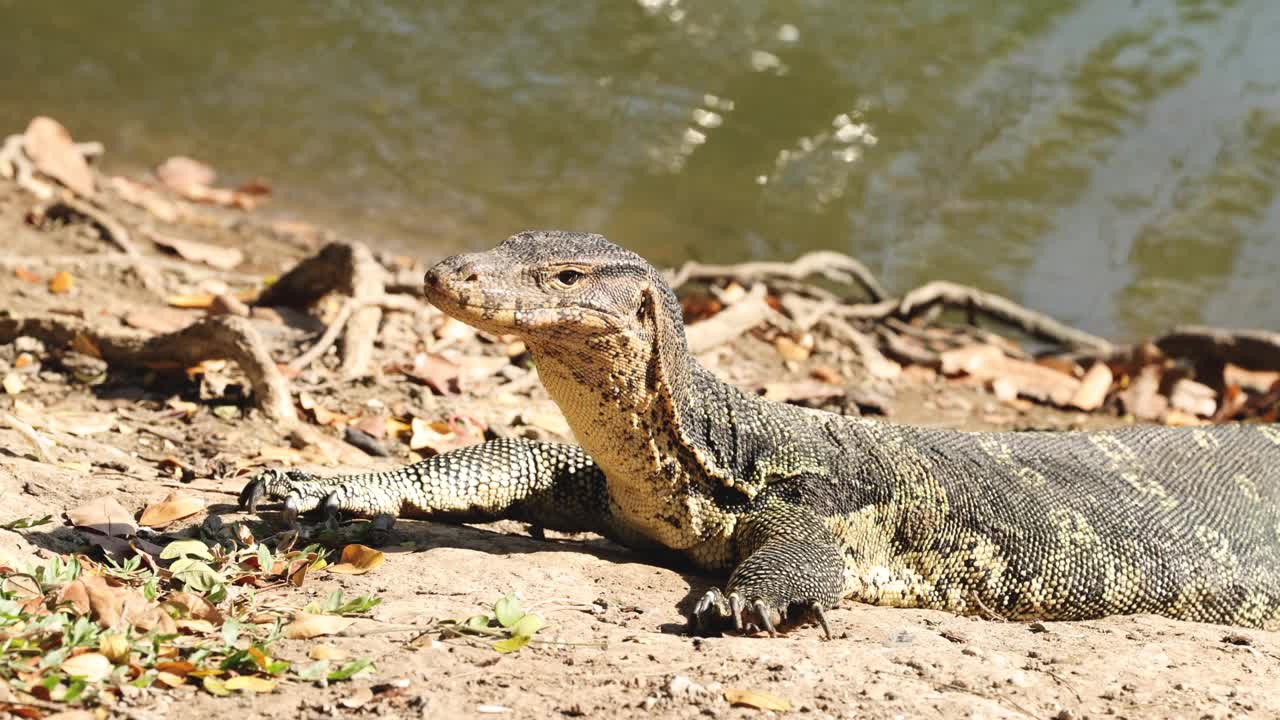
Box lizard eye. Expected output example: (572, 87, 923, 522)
(554, 269, 583, 287)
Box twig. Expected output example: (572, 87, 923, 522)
(820, 317, 902, 379)
(668, 250, 888, 302)
(0, 313, 296, 422)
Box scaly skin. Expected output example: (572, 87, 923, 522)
(241, 231, 1280, 636)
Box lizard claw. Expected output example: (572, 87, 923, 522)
(238, 476, 266, 511)
(752, 599, 778, 636)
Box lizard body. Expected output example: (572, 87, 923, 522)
(242, 231, 1280, 634)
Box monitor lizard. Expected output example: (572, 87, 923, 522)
(240, 230, 1280, 636)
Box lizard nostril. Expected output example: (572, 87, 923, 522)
(424, 269, 439, 287)
(464, 272, 479, 283)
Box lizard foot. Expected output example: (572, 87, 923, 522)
(689, 588, 832, 639)
(239, 468, 399, 539)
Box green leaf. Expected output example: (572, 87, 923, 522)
(2, 515, 53, 530)
(493, 593, 523, 628)
(327, 659, 374, 681)
(265, 659, 291, 675)
(221, 619, 241, 648)
(510, 613, 545, 639)
(62, 678, 87, 703)
(463, 614, 492, 631)
(160, 539, 213, 561)
(172, 561, 221, 592)
(492, 635, 530, 653)
(255, 544, 273, 571)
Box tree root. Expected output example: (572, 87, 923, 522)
(28, 198, 165, 293)
(0, 313, 295, 422)
(668, 250, 888, 302)
(257, 241, 414, 378)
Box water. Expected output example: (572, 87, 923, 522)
(3, 0, 1279, 339)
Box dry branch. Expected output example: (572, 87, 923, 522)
(0, 313, 295, 422)
(685, 284, 777, 354)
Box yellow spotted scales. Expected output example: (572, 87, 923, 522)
(242, 231, 1280, 635)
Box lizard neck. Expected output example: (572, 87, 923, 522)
(527, 311, 733, 551)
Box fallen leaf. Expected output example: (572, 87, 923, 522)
(352, 415, 387, 439)
(150, 233, 244, 270)
(476, 705, 511, 714)
(155, 671, 187, 687)
(328, 544, 385, 575)
(1169, 378, 1216, 418)
(284, 612, 355, 639)
(48, 270, 74, 294)
(14, 267, 42, 284)
(164, 591, 223, 622)
(66, 496, 137, 538)
(224, 675, 276, 693)
(724, 688, 792, 711)
(139, 492, 206, 528)
(409, 416, 484, 453)
(109, 175, 180, 222)
(98, 633, 130, 663)
(1069, 362, 1113, 412)
(309, 644, 348, 661)
(156, 156, 217, 195)
(203, 676, 230, 696)
(25, 116, 95, 197)
(774, 335, 811, 362)
(76, 575, 177, 633)
(44, 411, 115, 436)
(402, 353, 461, 394)
(435, 316, 476, 343)
(339, 686, 375, 709)
(123, 308, 197, 334)
(166, 293, 217, 309)
(2, 373, 24, 395)
(60, 653, 113, 682)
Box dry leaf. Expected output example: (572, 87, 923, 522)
(109, 175, 180, 222)
(774, 335, 811, 362)
(257, 446, 306, 464)
(123, 308, 197, 334)
(66, 496, 137, 538)
(166, 294, 217, 309)
(150, 233, 244, 270)
(60, 653, 113, 682)
(328, 544, 385, 575)
(14, 267, 42, 284)
(164, 591, 223, 622)
(724, 688, 792, 711)
(1069, 362, 1113, 412)
(44, 411, 115, 436)
(340, 686, 376, 709)
(309, 644, 348, 661)
(410, 416, 485, 453)
(25, 116, 95, 197)
(139, 492, 206, 528)
(48, 270, 74, 294)
(284, 612, 355, 639)
(402, 353, 461, 394)
(156, 156, 216, 194)
(2, 373, 24, 395)
(1169, 378, 1216, 418)
(224, 675, 276, 693)
(75, 575, 176, 633)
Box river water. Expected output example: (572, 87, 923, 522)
(3, 0, 1279, 338)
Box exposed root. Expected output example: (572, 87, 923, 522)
(669, 250, 888, 302)
(685, 284, 781, 354)
(258, 241, 419, 378)
(0, 313, 295, 423)
(29, 198, 165, 292)
(1154, 326, 1280, 372)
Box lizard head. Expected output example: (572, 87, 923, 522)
(424, 230, 686, 352)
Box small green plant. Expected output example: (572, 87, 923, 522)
(443, 592, 548, 653)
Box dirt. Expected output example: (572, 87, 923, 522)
(1, 162, 1278, 720)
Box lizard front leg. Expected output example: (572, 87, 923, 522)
(691, 498, 845, 638)
(239, 438, 615, 537)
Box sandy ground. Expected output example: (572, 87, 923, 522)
(1, 172, 1278, 720)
